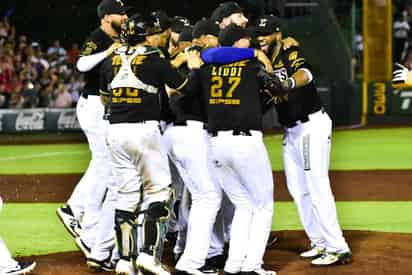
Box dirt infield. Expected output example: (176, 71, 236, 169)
(21, 230, 412, 275)
(3, 169, 412, 274)
(1, 170, 412, 202)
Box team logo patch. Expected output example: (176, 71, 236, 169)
(115, 0, 125, 7)
(259, 18, 268, 27)
(289, 51, 298, 61)
(81, 41, 97, 56)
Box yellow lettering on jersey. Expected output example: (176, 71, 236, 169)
(113, 88, 122, 97)
(289, 51, 298, 61)
(112, 97, 142, 104)
(112, 56, 122, 66)
(209, 99, 240, 105)
(211, 76, 223, 97)
(291, 58, 305, 69)
(126, 88, 139, 97)
(226, 77, 240, 97)
(132, 55, 147, 65)
(274, 60, 284, 69)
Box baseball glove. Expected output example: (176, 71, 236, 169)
(393, 63, 412, 85)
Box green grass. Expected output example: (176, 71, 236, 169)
(266, 127, 412, 170)
(0, 128, 411, 174)
(1, 202, 412, 256)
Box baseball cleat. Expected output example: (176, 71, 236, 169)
(115, 259, 136, 275)
(241, 269, 276, 275)
(174, 265, 219, 275)
(266, 235, 279, 248)
(311, 251, 352, 266)
(56, 205, 81, 238)
(75, 237, 91, 259)
(300, 246, 326, 259)
(136, 252, 170, 275)
(1, 260, 36, 275)
(87, 257, 116, 272)
(205, 254, 226, 270)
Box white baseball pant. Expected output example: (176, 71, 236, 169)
(163, 121, 223, 271)
(211, 130, 274, 273)
(283, 110, 350, 253)
(69, 95, 113, 248)
(0, 196, 19, 273)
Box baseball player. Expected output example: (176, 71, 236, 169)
(174, 24, 278, 275)
(99, 13, 192, 275)
(0, 196, 36, 275)
(254, 15, 352, 266)
(164, 18, 225, 275)
(57, 0, 127, 270)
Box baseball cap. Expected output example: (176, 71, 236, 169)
(192, 18, 220, 39)
(218, 24, 251, 46)
(171, 16, 191, 33)
(178, 27, 193, 42)
(211, 1, 243, 23)
(254, 15, 282, 35)
(97, 0, 128, 19)
(151, 10, 172, 32)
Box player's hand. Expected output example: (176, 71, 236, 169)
(105, 42, 123, 57)
(254, 49, 273, 73)
(171, 52, 188, 68)
(282, 37, 299, 50)
(186, 49, 204, 69)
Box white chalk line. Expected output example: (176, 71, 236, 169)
(0, 150, 89, 161)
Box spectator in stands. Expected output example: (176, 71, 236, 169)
(47, 40, 67, 66)
(67, 43, 80, 65)
(21, 79, 38, 108)
(393, 10, 410, 62)
(54, 82, 72, 108)
(0, 54, 13, 107)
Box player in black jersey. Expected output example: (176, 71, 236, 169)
(177, 24, 276, 275)
(163, 18, 229, 275)
(254, 15, 352, 266)
(99, 14, 189, 275)
(56, 0, 128, 272)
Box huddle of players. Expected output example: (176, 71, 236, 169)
(57, 1, 352, 275)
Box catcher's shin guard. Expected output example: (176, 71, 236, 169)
(115, 209, 138, 261)
(141, 201, 170, 262)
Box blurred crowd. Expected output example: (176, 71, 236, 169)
(393, 0, 412, 68)
(0, 17, 84, 109)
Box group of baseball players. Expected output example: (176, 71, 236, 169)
(55, 1, 352, 275)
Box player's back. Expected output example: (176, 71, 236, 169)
(198, 58, 264, 132)
(101, 46, 186, 124)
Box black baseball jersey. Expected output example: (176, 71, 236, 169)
(189, 58, 264, 131)
(79, 28, 114, 97)
(100, 46, 188, 124)
(270, 45, 322, 126)
(169, 55, 206, 124)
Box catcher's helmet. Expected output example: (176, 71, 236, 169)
(120, 13, 164, 45)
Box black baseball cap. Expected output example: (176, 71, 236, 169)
(171, 16, 191, 33)
(151, 10, 172, 32)
(218, 23, 251, 46)
(97, 0, 128, 19)
(178, 27, 193, 42)
(211, 1, 243, 23)
(254, 15, 282, 35)
(192, 18, 220, 39)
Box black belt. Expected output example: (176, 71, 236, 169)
(284, 107, 325, 128)
(174, 120, 207, 129)
(209, 129, 252, 137)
